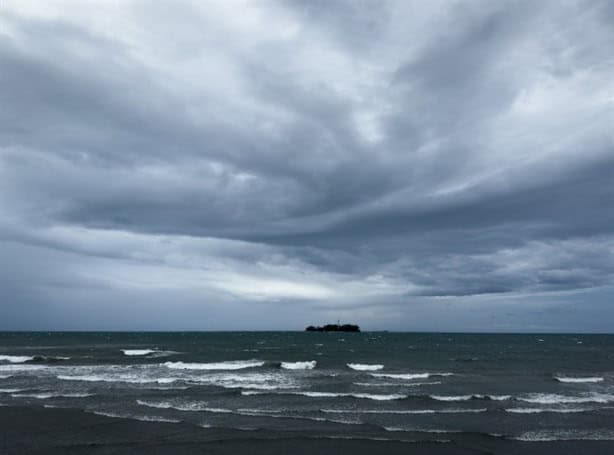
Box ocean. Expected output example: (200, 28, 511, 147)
(1, 331, 614, 453)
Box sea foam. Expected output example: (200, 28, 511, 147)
(554, 376, 604, 383)
(347, 363, 384, 371)
(371, 372, 453, 380)
(281, 361, 317, 370)
(518, 393, 614, 404)
(241, 390, 407, 400)
(0, 355, 34, 363)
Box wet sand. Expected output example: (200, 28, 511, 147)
(2, 405, 614, 454)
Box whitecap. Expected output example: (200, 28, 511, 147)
(554, 376, 604, 383)
(371, 372, 453, 380)
(430, 394, 511, 402)
(163, 360, 264, 370)
(241, 390, 406, 400)
(91, 410, 180, 423)
(515, 429, 614, 441)
(0, 364, 48, 372)
(11, 392, 93, 399)
(505, 408, 592, 414)
(57, 374, 180, 384)
(354, 381, 442, 387)
(321, 408, 487, 414)
(281, 361, 316, 370)
(347, 363, 384, 371)
(122, 349, 156, 356)
(136, 399, 228, 413)
(0, 355, 34, 363)
(518, 393, 614, 404)
(430, 395, 473, 402)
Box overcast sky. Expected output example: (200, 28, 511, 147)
(1, 0, 613, 331)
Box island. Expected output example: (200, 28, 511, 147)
(305, 324, 360, 332)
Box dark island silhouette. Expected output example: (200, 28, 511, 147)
(305, 324, 360, 332)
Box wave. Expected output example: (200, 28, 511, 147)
(518, 393, 614, 404)
(11, 392, 94, 399)
(514, 429, 614, 441)
(163, 360, 264, 370)
(136, 399, 231, 413)
(91, 410, 180, 423)
(281, 361, 316, 370)
(554, 375, 604, 383)
(505, 408, 592, 414)
(0, 375, 12, 379)
(0, 364, 48, 372)
(122, 349, 156, 356)
(122, 349, 178, 358)
(354, 381, 442, 387)
(0, 355, 34, 363)
(371, 372, 453, 380)
(347, 363, 384, 371)
(430, 394, 511, 402)
(57, 374, 180, 384)
(321, 408, 488, 414)
(186, 372, 297, 391)
(241, 390, 407, 401)
(0, 388, 26, 393)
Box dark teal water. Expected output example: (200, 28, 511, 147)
(1, 332, 614, 444)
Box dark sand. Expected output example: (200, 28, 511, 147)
(2, 406, 614, 454)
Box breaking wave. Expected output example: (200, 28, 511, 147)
(321, 408, 487, 414)
(57, 374, 180, 384)
(554, 375, 604, 383)
(347, 363, 384, 371)
(0, 355, 34, 363)
(371, 372, 453, 380)
(241, 390, 406, 401)
(281, 361, 317, 370)
(11, 392, 94, 399)
(518, 393, 614, 404)
(514, 429, 614, 441)
(505, 407, 592, 414)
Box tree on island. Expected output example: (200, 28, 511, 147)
(305, 324, 360, 332)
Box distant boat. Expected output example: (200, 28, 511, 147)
(305, 324, 360, 332)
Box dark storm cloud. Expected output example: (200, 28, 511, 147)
(0, 0, 613, 330)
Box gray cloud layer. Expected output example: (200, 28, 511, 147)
(1, 0, 613, 331)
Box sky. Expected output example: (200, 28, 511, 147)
(0, 0, 613, 332)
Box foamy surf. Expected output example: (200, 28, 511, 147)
(347, 363, 384, 371)
(554, 375, 604, 383)
(136, 399, 230, 413)
(281, 361, 317, 370)
(505, 407, 592, 414)
(91, 410, 180, 423)
(57, 374, 180, 384)
(371, 372, 453, 380)
(241, 390, 407, 400)
(11, 392, 94, 399)
(321, 408, 488, 414)
(163, 360, 265, 370)
(518, 393, 614, 404)
(122, 349, 157, 356)
(0, 355, 34, 363)
(430, 394, 511, 402)
(514, 429, 614, 441)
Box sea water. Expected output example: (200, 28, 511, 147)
(1, 331, 614, 446)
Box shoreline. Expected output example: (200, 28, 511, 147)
(2, 405, 614, 454)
